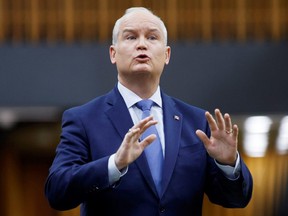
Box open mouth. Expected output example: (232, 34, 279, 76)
(135, 54, 149, 62)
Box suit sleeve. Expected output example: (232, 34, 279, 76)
(44, 109, 111, 210)
(205, 154, 253, 208)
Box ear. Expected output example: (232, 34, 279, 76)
(165, 46, 171, 65)
(109, 45, 116, 64)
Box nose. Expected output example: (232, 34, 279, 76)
(137, 36, 147, 50)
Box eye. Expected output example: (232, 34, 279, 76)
(126, 35, 136, 40)
(147, 35, 157, 40)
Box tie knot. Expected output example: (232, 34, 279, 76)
(136, 99, 154, 111)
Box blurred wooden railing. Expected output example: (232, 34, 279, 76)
(0, 0, 287, 44)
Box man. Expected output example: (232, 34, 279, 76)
(45, 7, 253, 216)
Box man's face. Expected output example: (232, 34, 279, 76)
(110, 11, 170, 82)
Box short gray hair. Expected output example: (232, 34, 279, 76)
(112, 7, 168, 45)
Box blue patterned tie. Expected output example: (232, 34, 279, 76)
(136, 99, 163, 195)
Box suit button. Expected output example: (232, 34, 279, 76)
(89, 185, 99, 192)
(159, 207, 165, 213)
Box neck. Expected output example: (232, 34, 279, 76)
(118, 77, 159, 99)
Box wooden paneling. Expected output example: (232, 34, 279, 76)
(0, 0, 287, 44)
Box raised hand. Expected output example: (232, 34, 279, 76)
(114, 116, 158, 170)
(196, 109, 238, 166)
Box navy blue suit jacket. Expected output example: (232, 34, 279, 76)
(45, 86, 253, 216)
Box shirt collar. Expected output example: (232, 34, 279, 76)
(117, 82, 162, 108)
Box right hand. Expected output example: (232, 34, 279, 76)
(114, 116, 158, 170)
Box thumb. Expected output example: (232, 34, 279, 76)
(196, 129, 211, 147)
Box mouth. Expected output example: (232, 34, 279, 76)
(135, 54, 150, 62)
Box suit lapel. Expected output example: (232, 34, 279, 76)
(161, 93, 183, 196)
(104, 87, 134, 139)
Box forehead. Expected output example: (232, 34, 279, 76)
(120, 11, 163, 34)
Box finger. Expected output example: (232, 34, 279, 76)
(136, 116, 157, 131)
(139, 134, 157, 149)
(232, 124, 239, 141)
(139, 118, 158, 134)
(205, 111, 218, 131)
(215, 109, 225, 131)
(224, 113, 232, 132)
(138, 115, 154, 127)
(125, 128, 141, 142)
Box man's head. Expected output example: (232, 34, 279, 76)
(112, 7, 168, 45)
(109, 7, 171, 91)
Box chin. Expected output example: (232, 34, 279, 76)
(133, 65, 152, 73)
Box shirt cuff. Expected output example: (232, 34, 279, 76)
(215, 152, 241, 180)
(108, 154, 128, 185)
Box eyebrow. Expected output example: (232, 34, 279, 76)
(122, 27, 161, 35)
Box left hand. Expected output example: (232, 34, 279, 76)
(196, 109, 238, 166)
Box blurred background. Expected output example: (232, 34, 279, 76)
(0, 0, 287, 215)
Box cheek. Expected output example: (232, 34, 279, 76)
(117, 50, 133, 62)
(154, 51, 168, 63)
